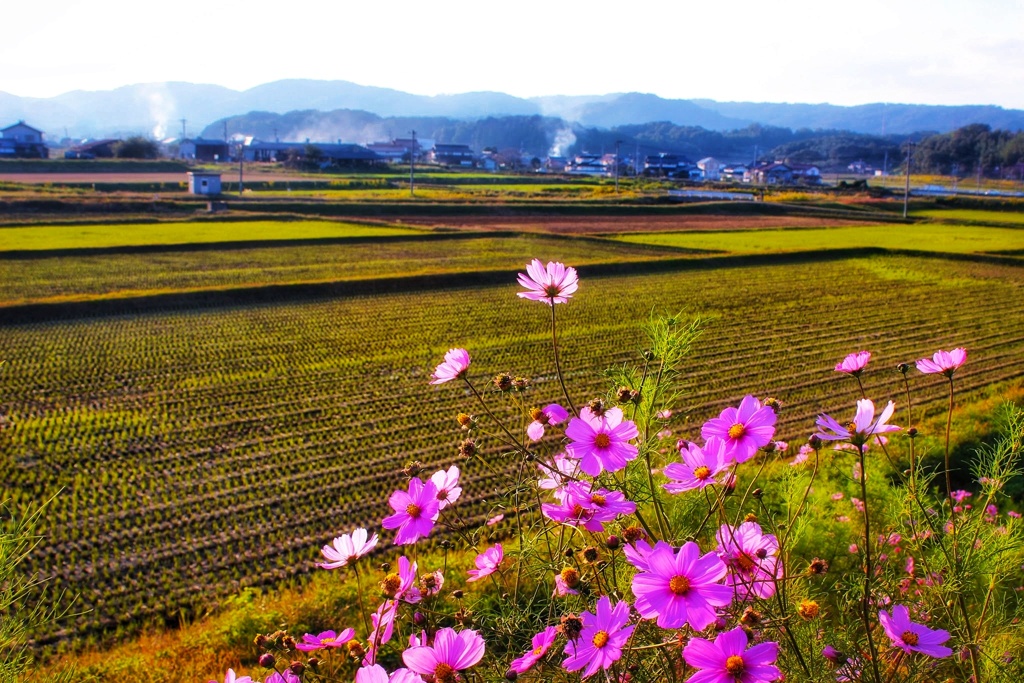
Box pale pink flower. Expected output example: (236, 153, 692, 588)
(916, 347, 967, 378)
(467, 544, 503, 582)
(430, 465, 462, 510)
(319, 528, 379, 569)
(527, 403, 570, 441)
(538, 452, 578, 492)
(716, 522, 782, 600)
(835, 351, 871, 376)
(403, 628, 486, 681)
(355, 664, 425, 683)
(430, 348, 471, 385)
(816, 399, 900, 447)
(517, 259, 579, 304)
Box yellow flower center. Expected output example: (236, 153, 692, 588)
(726, 655, 745, 675)
(592, 630, 610, 648)
(560, 567, 580, 587)
(902, 630, 919, 646)
(406, 503, 422, 518)
(669, 575, 691, 595)
(845, 421, 858, 434)
(571, 504, 586, 518)
(380, 572, 401, 596)
(727, 423, 746, 440)
(735, 552, 756, 571)
(693, 465, 712, 480)
(321, 637, 335, 644)
(434, 662, 457, 683)
(594, 433, 611, 448)
(590, 494, 607, 506)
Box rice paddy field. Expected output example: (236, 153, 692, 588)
(2, 205, 1024, 648)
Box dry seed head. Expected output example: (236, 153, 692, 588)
(493, 373, 514, 391)
(587, 398, 607, 416)
(458, 438, 476, 458)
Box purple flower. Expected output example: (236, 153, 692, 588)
(430, 465, 462, 510)
(403, 627, 486, 682)
(355, 664, 425, 683)
(382, 477, 440, 545)
(509, 626, 558, 674)
(467, 544, 503, 582)
(517, 259, 579, 304)
(220, 670, 252, 683)
(430, 348, 471, 385)
(296, 628, 356, 652)
(542, 481, 636, 532)
(537, 452, 577, 492)
(562, 596, 634, 678)
(565, 406, 639, 476)
(682, 627, 780, 683)
(816, 399, 900, 447)
(622, 538, 654, 572)
(916, 347, 967, 378)
(630, 540, 731, 630)
(664, 439, 731, 493)
(379, 556, 422, 604)
(527, 403, 570, 442)
(879, 605, 952, 658)
(716, 522, 782, 600)
(835, 351, 871, 376)
(318, 528, 378, 569)
(701, 396, 776, 464)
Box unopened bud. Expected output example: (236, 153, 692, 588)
(258, 653, 276, 668)
(606, 535, 621, 550)
(808, 434, 823, 450)
(401, 460, 423, 477)
(505, 670, 518, 681)
(896, 363, 911, 374)
(289, 661, 305, 676)
(907, 427, 918, 438)
(457, 412, 474, 429)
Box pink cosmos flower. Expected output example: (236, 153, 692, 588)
(430, 465, 462, 510)
(538, 452, 578, 493)
(486, 513, 504, 526)
(379, 556, 422, 604)
(879, 605, 952, 658)
(553, 572, 580, 597)
(542, 481, 636, 532)
(630, 540, 731, 630)
(835, 351, 871, 376)
(663, 438, 731, 493)
(562, 596, 634, 678)
(402, 628, 486, 682)
(565, 406, 639, 476)
(527, 403, 570, 442)
(683, 627, 780, 683)
(716, 522, 782, 600)
(219, 670, 252, 683)
(467, 544, 503, 582)
(355, 664, 425, 683)
(790, 444, 813, 466)
(296, 628, 356, 652)
(622, 538, 654, 572)
(517, 259, 579, 304)
(916, 347, 967, 378)
(430, 348, 471, 385)
(382, 477, 441, 545)
(816, 399, 900, 447)
(264, 674, 300, 683)
(509, 626, 559, 674)
(364, 600, 397, 665)
(701, 396, 776, 464)
(419, 569, 444, 597)
(319, 528, 379, 569)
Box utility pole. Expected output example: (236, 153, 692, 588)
(180, 118, 187, 139)
(614, 139, 622, 193)
(238, 142, 244, 196)
(409, 130, 416, 197)
(902, 142, 914, 219)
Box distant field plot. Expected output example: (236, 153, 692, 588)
(913, 208, 1024, 225)
(0, 220, 422, 251)
(1, 254, 1022, 642)
(0, 235, 678, 306)
(612, 223, 1024, 255)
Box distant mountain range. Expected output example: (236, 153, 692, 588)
(3, 79, 1024, 142)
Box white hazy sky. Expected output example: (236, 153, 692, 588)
(4, 0, 1024, 108)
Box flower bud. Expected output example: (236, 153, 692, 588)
(808, 434, 822, 450)
(606, 535, 621, 550)
(907, 427, 918, 438)
(258, 653, 276, 668)
(505, 670, 518, 681)
(559, 614, 583, 640)
(414, 611, 426, 625)
(744, 513, 758, 523)
(457, 412, 474, 429)
(401, 460, 423, 477)
(896, 362, 910, 374)
(512, 376, 530, 391)
(622, 526, 645, 543)
(452, 589, 464, 599)
(587, 398, 607, 416)
(797, 600, 820, 620)
(808, 558, 829, 575)
(739, 607, 762, 627)
(289, 661, 305, 675)
(458, 438, 476, 458)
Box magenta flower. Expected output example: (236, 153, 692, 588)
(430, 348, 471, 385)
(664, 439, 731, 493)
(622, 538, 654, 572)
(682, 626, 780, 683)
(467, 544, 503, 582)
(382, 477, 440, 545)
(264, 674, 300, 683)
(835, 351, 871, 376)
(403, 627, 486, 682)
(630, 540, 731, 630)
(562, 596, 635, 678)
(542, 481, 636, 532)
(318, 528, 379, 569)
(527, 403, 570, 441)
(879, 605, 952, 658)
(296, 628, 356, 652)
(430, 465, 462, 510)
(565, 406, 639, 476)
(716, 522, 782, 600)
(220, 670, 252, 683)
(700, 396, 776, 464)
(517, 259, 579, 304)
(509, 625, 559, 674)
(815, 399, 900, 447)
(355, 664, 425, 683)
(916, 347, 967, 378)
(553, 571, 580, 597)
(364, 600, 397, 665)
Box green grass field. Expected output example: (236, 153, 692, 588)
(0, 220, 423, 251)
(611, 223, 1024, 255)
(913, 208, 1024, 225)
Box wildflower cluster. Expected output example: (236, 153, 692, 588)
(221, 263, 1024, 683)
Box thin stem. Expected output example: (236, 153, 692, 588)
(858, 443, 883, 683)
(549, 300, 578, 417)
(352, 562, 370, 636)
(463, 376, 526, 453)
(782, 447, 819, 550)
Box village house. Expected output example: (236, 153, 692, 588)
(0, 121, 49, 158)
(566, 153, 609, 176)
(179, 138, 232, 162)
(643, 153, 695, 178)
(430, 143, 475, 167)
(64, 138, 119, 159)
(697, 157, 722, 181)
(240, 139, 379, 167)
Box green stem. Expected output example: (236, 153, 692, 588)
(549, 300, 578, 417)
(858, 443, 883, 683)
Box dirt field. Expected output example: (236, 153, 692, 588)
(392, 214, 881, 234)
